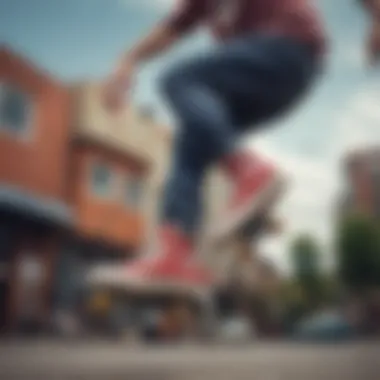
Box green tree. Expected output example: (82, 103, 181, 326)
(336, 214, 380, 293)
(290, 234, 323, 309)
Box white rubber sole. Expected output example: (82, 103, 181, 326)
(88, 268, 215, 297)
(206, 172, 287, 245)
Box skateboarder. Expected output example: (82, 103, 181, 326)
(359, 0, 380, 65)
(103, 0, 326, 286)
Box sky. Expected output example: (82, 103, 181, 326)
(1, 0, 380, 273)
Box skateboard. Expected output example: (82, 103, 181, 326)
(86, 216, 282, 342)
(87, 263, 217, 341)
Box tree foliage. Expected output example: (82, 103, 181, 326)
(289, 234, 324, 308)
(336, 214, 380, 292)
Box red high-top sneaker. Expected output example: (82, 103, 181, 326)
(211, 149, 285, 241)
(123, 226, 214, 290)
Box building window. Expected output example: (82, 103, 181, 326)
(0, 82, 31, 136)
(124, 176, 143, 209)
(90, 162, 113, 198)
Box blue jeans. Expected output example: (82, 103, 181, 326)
(160, 33, 320, 236)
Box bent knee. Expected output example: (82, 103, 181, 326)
(160, 58, 209, 99)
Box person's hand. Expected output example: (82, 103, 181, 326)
(103, 58, 135, 114)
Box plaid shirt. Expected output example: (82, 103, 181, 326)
(166, 0, 326, 54)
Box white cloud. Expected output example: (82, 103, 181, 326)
(338, 45, 365, 70)
(259, 78, 380, 274)
(332, 80, 380, 155)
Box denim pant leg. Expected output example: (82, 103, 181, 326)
(161, 129, 209, 237)
(160, 71, 235, 236)
(160, 35, 319, 237)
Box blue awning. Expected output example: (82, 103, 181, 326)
(0, 184, 74, 227)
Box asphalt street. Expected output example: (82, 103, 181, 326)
(0, 340, 379, 380)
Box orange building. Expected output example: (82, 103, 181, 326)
(342, 147, 380, 218)
(0, 48, 164, 333)
(0, 46, 73, 332)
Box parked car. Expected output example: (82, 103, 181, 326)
(293, 311, 358, 342)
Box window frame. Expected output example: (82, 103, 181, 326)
(0, 81, 34, 140)
(89, 161, 115, 200)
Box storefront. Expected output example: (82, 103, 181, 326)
(0, 187, 73, 335)
(0, 221, 15, 332)
(50, 238, 131, 335)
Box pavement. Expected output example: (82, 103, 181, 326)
(0, 340, 379, 380)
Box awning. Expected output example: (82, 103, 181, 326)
(0, 184, 74, 228)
